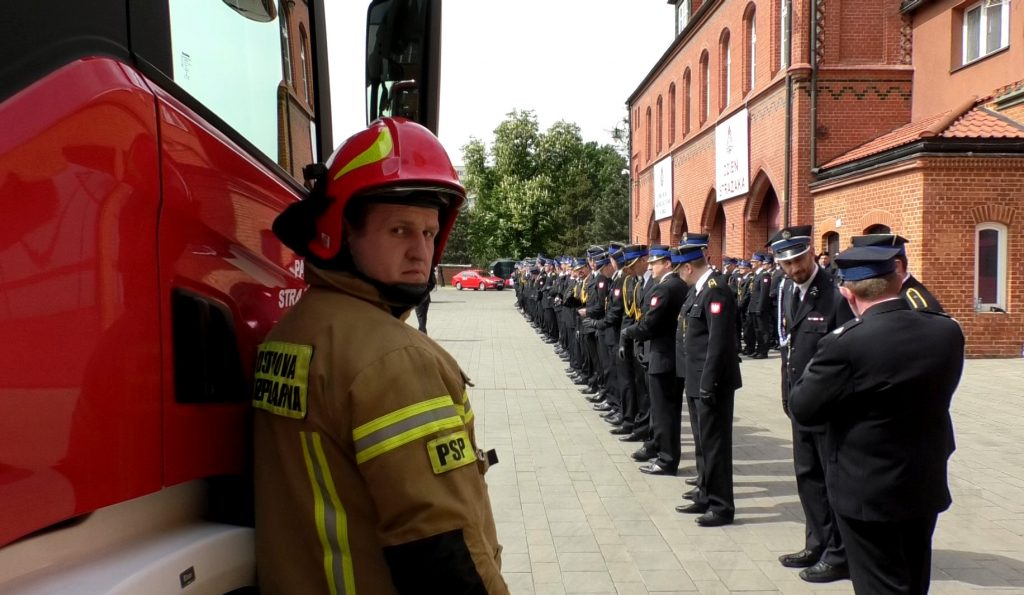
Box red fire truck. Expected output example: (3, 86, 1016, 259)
(0, 1, 441, 592)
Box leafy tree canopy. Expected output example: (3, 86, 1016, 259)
(447, 110, 629, 265)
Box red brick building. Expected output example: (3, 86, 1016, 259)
(628, 0, 1023, 356)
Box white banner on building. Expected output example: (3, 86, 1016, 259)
(715, 108, 749, 201)
(653, 156, 673, 221)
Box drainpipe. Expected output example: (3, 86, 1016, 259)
(783, 0, 793, 227)
(809, 0, 819, 175)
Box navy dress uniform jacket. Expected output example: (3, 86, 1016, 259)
(624, 273, 687, 375)
(780, 267, 854, 431)
(789, 299, 964, 521)
(683, 275, 742, 397)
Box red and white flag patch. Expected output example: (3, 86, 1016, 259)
(650, 296, 660, 307)
(710, 302, 722, 315)
(599, 281, 605, 289)
(614, 288, 621, 297)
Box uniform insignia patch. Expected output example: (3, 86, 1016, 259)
(599, 281, 605, 289)
(427, 430, 477, 474)
(710, 302, 722, 315)
(650, 296, 659, 307)
(614, 288, 621, 297)
(252, 341, 313, 419)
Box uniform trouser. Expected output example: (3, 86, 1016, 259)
(570, 327, 583, 369)
(631, 350, 651, 438)
(694, 390, 735, 517)
(415, 297, 430, 332)
(644, 372, 681, 471)
(543, 307, 557, 339)
(836, 514, 937, 595)
(754, 312, 772, 355)
(768, 302, 779, 346)
(684, 392, 703, 481)
(617, 355, 637, 431)
(583, 332, 599, 386)
(601, 341, 619, 407)
(793, 426, 846, 566)
(742, 313, 757, 352)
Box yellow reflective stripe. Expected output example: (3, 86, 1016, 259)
(333, 127, 394, 181)
(353, 395, 455, 440)
(906, 288, 928, 309)
(455, 398, 474, 425)
(301, 432, 355, 595)
(356, 416, 463, 464)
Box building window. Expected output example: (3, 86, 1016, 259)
(744, 4, 757, 95)
(279, 1, 293, 86)
(700, 51, 710, 124)
(676, 0, 691, 36)
(683, 68, 691, 136)
(646, 107, 652, 162)
(779, 0, 789, 70)
(656, 96, 664, 154)
(669, 83, 676, 145)
(299, 26, 312, 105)
(962, 0, 1009, 64)
(976, 223, 1007, 310)
(720, 30, 731, 110)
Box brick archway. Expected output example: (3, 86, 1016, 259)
(857, 209, 898, 234)
(669, 201, 688, 244)
(647, 212, 662, 244)
(699, 187, 719, 232)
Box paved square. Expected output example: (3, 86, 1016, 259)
(419, 287, 1024, 594)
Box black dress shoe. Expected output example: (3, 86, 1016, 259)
(573, 378, 589, 386)
(630, 448, 657, 462)
(778, 549, 820, 569)
(799, 561, 849, 583)
(609, 426, 633, 435)
(593, 402, 612, 412)
(675, 502, 708, 514)
(619, 433, 645, 442)
(696, 511, 733, 527)
(603, 414, 623, 426)
(639, 463, 677, 476)
(681, 487, 699, 500)
(585, 394, 604, 403)
(684, 476, 699, 486)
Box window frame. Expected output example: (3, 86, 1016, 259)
(669, 83, 676, 146)
(745, 5, 756, 95)
(700, 51, 710, 125)
(676, 0, 691, 36)
(720, 29, 731, 110)
(657, 95, 664, 154)
(961, 0, 1010, 65)
(975, 222, 1008, 311)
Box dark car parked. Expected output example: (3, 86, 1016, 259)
(488, 259, 517, 287)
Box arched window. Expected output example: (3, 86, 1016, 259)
(719, 29, 731, 111)
(299, 26, 312, 105)
(683, 68, 691, 136)
(699, 51, 710, 125)
(976, 223, 1008, 310)
(669, 83, 676, 146)
(279, 1, 292, 86)
(646, 107, 653, 162)
(864, 223, 892, 234)
(778, 0, 789, 72)
(744, 4, 757, 95)
(657, 95, 664, 154)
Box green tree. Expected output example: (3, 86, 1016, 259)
(452, 110, 629, 263)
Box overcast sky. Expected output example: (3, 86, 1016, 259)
(326, 1, 675, 164)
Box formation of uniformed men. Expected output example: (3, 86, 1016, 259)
(513, 228, 961, 593)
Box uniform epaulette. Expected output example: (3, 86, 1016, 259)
(708, 278, 718, 289)
(831, 317, 863, 336)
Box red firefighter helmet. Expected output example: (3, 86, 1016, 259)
(283, 117, 465, 268)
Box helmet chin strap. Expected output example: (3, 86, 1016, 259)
(336, 247, 433, 314)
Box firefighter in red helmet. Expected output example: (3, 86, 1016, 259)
(253, 118, 508, 594)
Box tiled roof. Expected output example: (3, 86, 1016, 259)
(821, 80, 1024, 170)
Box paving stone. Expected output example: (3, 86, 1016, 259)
(424, 290, 1024, 594)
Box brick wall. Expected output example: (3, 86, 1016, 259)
(813, 157, 1024, 357)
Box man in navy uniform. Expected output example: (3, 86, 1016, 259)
(772, 225, 854, 583)
(673, 243, 741, 526)
(851, 233, 944, 313)
(620, 245, 687, 474)
(789, 245, 964, 594)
